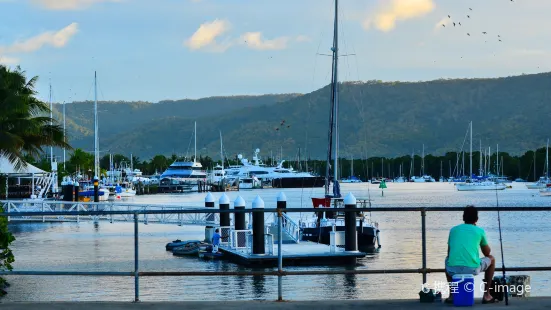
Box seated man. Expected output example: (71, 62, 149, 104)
(445, 205, 496, 304)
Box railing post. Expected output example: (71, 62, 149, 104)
(42, 202, 45, 222)
(134, 212, 140, 302)
(7, 202, 10, 222)
(277, 209, 283, 301)
(421, 209, 427, 285)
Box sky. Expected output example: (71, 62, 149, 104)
(1, 0, 550, 103)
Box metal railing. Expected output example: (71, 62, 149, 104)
(1, 204, 551, 302)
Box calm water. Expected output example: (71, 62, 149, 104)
(4, 182, 551, 301)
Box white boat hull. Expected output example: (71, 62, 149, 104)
(540, 189, 551, 197)
(456, 183, 507, 191)
(526, 183, 547, 189)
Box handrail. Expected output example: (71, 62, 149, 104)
(1, 203, 550, 302)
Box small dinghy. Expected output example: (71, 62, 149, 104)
(172, 240, 209, 256)
(166, 239, 188, 251)
(199, 250, 223, 259)
(166, 239, 203, 251)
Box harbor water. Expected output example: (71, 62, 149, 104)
(4, 182, 551, 301)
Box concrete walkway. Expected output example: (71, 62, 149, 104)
(2, 298, 551, 310)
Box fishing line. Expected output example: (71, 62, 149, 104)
(495, 183, 509, 305)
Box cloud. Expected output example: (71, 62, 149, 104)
(241, 32, 288, 51)
(184, 19, 231, 52)
(295, 35, 311, 43)
(363, 0, 435, 32)
(0, 55, 19, 65)
(32, 0, 120, 10)
(0, 23, 79, 55)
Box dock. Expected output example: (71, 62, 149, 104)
(219, 242, 366, 266)
(2, 299, 551, 310)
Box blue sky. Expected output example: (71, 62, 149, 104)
(1, 0, 550, 102)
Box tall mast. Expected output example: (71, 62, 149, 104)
(324, 0, 339, 195)
(479, 140, 482, 176)
(49, 81, 53, 164)
(422, 144, 424, 175)
(194, 121, 197, 163)
(63, 101, 66, 170)
(545, 139, 550, 179)
(220, 131, 224, 169)
(94, 71, 99, 179)
(497, 144, 499, 176)
(469, 121, 473, 179)
(332, 0, 339, 185)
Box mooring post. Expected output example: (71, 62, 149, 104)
(205, 192, 215, 243)
(421, 210, 427, 284)
(277, 207, 283, 301)
(234, 196, 246, 230)
(73, 181, 79, 203)
(134, 213, 139, 302)
(93, 176, 99, 203)
(66, 180, 74, 202)
(344, 193, 358, 252)
(252, 196, 265, 255)
(277, 192, 287, 229)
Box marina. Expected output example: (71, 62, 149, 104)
(2, 0, 551, 306)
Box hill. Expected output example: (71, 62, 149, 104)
(56, 72, 551, 160)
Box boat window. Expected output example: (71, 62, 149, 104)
(250, 171, 269, 175)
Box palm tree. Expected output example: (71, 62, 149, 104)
(0, 65, 70, 169)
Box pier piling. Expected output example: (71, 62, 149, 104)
(252, 196, 265, 255)
(219, 193, 230, 227)
(93, 177, 99, 203)
(73, 181, 79, 202)
(344, 193, 358, 252)
(205, 192, 215, 243)
(234, 196, 246, 231)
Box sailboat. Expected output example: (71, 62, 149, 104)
(341, 157, 362, 183)
(456, 122, 506, 191)
(539, 139, 551, 196)
(301, 0, 380, 251)
(76, 72, 110, 201)
(411, 144, 435, 182)
(527, 140, 550, 190)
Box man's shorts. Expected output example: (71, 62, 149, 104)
(445, 256, 491, 276)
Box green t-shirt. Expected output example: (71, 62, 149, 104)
(447, 223, 488, 268)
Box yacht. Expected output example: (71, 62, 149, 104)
(225, 149, 324, 188)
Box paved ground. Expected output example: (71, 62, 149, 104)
(2, 298, 551, 310)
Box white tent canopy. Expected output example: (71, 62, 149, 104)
(0, 156, 47, 175)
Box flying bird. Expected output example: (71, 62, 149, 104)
(287, 125, 290, 128)
(467, 15, 470, 18)
(442, 24, 446, 27)
(482, 32, 487, 34)
(469, 8, 472, 10)
(499, 39, 502, 42)
(453, 22, 456, 27)
(498, 35, 501, 37)
(467, 33, 470, 36)
(459, 22, 462, 26)
(448, 15, 451, 18)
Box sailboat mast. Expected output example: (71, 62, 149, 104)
(63, 101, 66, 170)
(469, 121, 473, 179)
(94, 71, 99, 179)
(479, 140, 482, 176)
(332, 0, 339, 184)
(220, 131, 224, 169)
(49, 82, 53, 164)
(545, 139, 550, 179)
(497, 144, 499, 176)
(422, 144, 424, 175)
(194, 121, 197, 163)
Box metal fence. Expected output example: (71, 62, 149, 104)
(1, 204, 551, 302)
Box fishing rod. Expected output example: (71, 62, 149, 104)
(495, 184, 509, 305)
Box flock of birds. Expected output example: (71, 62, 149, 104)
(441, 7, 504, 43)
(274, 120, 290, 131)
